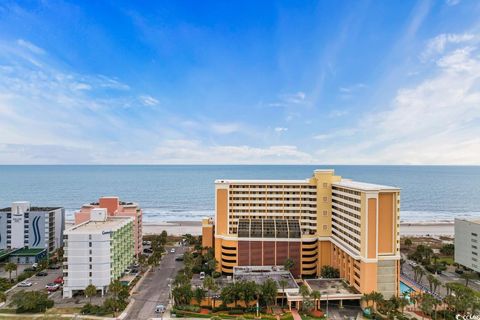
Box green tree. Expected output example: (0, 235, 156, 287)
(202, 276, 218, 307)
(221, 283, 239, 307)
(320, 265, 340, 278)
(278, 279, 288, 307)
(420, 294, 435, 318)
(362, 292, 373, 309)
(440, 243, 454, 256)
(0, 292, 6, 303)
(11, 290, 54, 313)
(283, 258, 295, 272)
(261, 278, 278, 309)
(310, 290, 321, 311)
(399, 293, 409, 314)
(404, 238, 413, 249)
(172, 283, 193, 305)
(4, 262, 17, 282)
(461, 272, 476, 287)
(85, 284, 97, 304)
(193, 287, 206, 306)
(370, 291, 384, 312)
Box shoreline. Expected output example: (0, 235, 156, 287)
(66, 220, 454, 237)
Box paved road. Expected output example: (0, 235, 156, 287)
(127, 246, 185, 320)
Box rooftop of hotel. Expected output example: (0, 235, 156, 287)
(305, 278, 361, 296)
(334, 179, 400, 191)
(65, 216, 133, 234)
(233, 266, 298, 290)
(0, 206, 62, 212)
(215, 179, 311, 184)
(455, 218, 480, 225)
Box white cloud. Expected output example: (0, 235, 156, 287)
(268, 91, 309, 108)
(318, 38, 480, 164)
(339, 83, 366, 93)
(421, 33, 475, 61)
(274, 127, 288, 133)
(139, 95, 159, 106)
(153, 140, 313, 164)
(16, 39, 45, 55)
(210, 123, 241, 134)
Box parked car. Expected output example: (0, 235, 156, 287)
(175, 255, 184, 261)
(143, 248, 153, 254)
(170, 248, 176, 253)
(155, 304, 166, 313)
(455, 269, 464, 274)
(32, 263, 38, 269)
(36, 271, 48, 277)
(199, 272, 205, 280)
(54, 276, 64, 285)
(18, 281, 33, 287)
(46, 283, 60, 292)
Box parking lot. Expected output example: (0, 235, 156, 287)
(5, 268, 63, 304)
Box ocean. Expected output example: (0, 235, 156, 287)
(0, 165, 479, 223)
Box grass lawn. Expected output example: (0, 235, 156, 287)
(436, 257, 454, 265)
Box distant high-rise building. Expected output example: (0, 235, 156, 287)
(63, 208, 134, 298)
(0, 201, 64, 253)
(455, 218, 480, 272)
(203, 169, 401, 298)
(75, 197, 142, 256)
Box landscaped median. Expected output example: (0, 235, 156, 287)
(172, 305, 296, 320)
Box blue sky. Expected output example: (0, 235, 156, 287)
(0, 0, 480, 164)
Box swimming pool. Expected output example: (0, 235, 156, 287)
(400, 281, 415, 302)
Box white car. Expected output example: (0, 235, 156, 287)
(199, 272, 205, 280)
(170, 248, 175, 253)
(46, 283, 60, 292)
(155, 304, 166, 313)
(18, 281, 33, 287)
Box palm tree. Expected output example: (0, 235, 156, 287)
(400, 293, 409, 314)
(85, 284, 97, 304)
(400, 258, 405, 273)
(461, 272, 475, 287)
(370, 291, 384, 312)
(310, 290, 321, 311)
(283, 258, 295, 273)
(362, 292, 372, 309)
(194, 287, 206, 306)
(427, 274, 435, 292)
(431, 277, 441, 294)
(4, 262, 17, 282)
(417, 268, 426, 284)
(278, 279, 288, 307)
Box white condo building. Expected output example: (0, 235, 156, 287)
(455, 218, 480, 272)
(63, 208, 134, 298)
(0, 201, 65, 253)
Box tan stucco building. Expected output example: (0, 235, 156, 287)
(202, 169, 400, 298)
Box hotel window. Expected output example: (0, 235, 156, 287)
(323, 197, 328, 202)
(323, 210, 328, 216)
(323, 225, 328, 230)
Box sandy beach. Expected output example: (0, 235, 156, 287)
(67, 220, 454, 237)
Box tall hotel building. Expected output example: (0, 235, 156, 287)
(203, 169, 401, 298)
(0, 201, 65, 253)
(63, 208, 134, 298)
(75, 197, 142, 257)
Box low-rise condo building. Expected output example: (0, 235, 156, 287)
(203, 169, 401, 298)
(0, 201, 64, 253)
(75, 196, 142, 256)
(455, 218, 480, 272)
(63, 208, 134, 298)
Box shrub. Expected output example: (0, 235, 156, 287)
(17, 271, 35, 282)
(176, 305, 200, 312)
(0, 278, 12, 291)
(11, 290, 54, 313)
(212, 271, 221, 278)
(228, 308, 245, 314)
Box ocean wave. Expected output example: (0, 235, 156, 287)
(65, 208, 480, 223)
